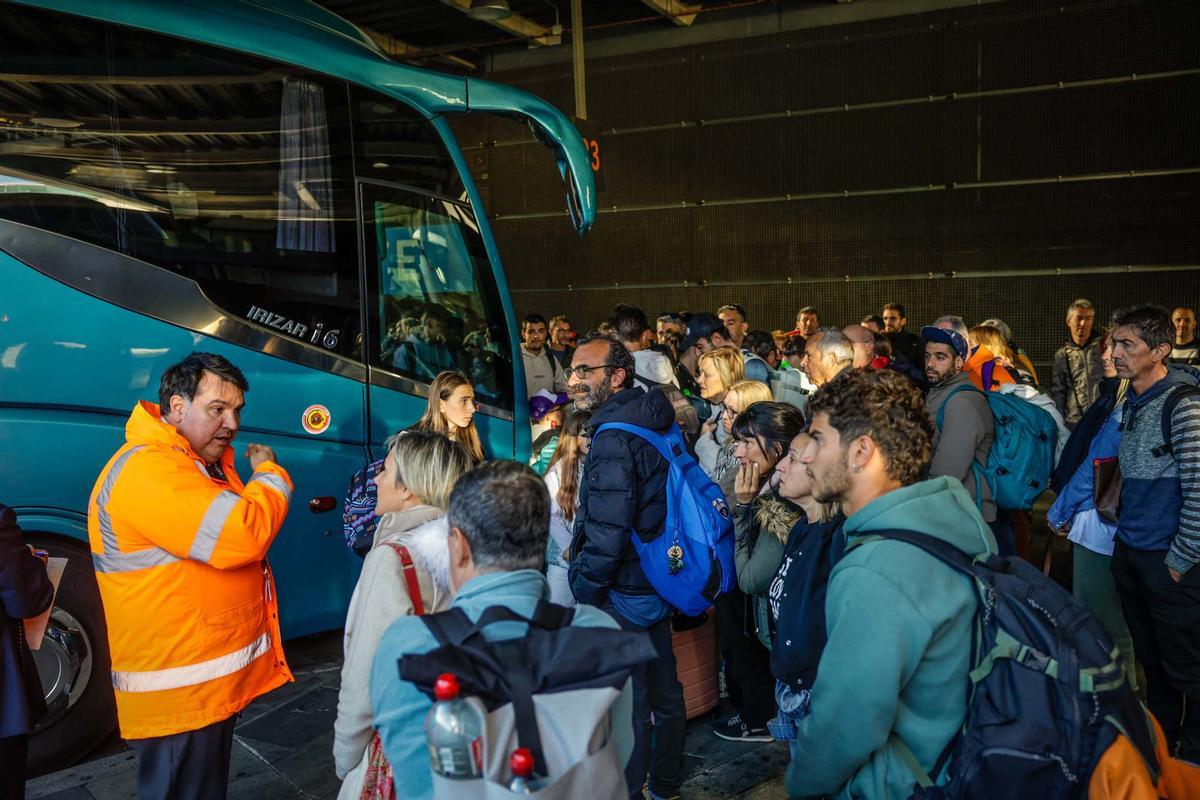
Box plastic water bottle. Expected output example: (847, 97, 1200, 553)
(424, 673, 484, 780)
(507, 747, 538, 794)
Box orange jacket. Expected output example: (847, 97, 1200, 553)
(87, 401, 294, 739)
(964, 345, 1016, 392)
(1088, 709, 1200, 799)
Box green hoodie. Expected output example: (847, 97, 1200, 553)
(786, 476, 997, 800)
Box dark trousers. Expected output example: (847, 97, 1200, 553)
(989, 510, 1016, 558)
(0, 735, 27, 800)
(1111, 539, 1200, 760)
(714, 589, 775, 728)
(605, 608, 686, 799)
(127, 715, 237, 800)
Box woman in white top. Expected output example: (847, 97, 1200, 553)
(333, 430, 472, 799)
(544, 408, 590, 606)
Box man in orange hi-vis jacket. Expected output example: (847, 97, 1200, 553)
(88, 352, 293, 800)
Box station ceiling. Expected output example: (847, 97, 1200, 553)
(315, 0, 843, 72)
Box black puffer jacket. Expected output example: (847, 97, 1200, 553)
(568, 386, 675, 605)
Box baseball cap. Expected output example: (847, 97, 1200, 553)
(679, 312, 726, 353)
(529, 390, 569, 422)
(921, 325, 968, 359)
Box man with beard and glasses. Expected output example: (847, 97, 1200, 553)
(87, 353, 293, 800)
(786, 369, 997, 800)
(565, 335, 686, 800)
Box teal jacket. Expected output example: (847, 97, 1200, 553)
(786, 477, 996, 800)
(370, 570, 634, 799)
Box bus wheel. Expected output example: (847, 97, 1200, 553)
(25, 535, 118, 776)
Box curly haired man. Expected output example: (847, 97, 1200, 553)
(786, 369, 998, 800)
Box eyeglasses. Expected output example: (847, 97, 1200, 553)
(564, 363, 615, 379)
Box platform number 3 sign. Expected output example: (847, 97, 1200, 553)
(574, 117, 604, 193)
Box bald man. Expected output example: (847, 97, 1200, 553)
(842, 324, 876, 369)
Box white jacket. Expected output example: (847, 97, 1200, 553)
(334, 505, 452, 798)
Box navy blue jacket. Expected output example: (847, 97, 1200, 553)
(1, 504, 53, 738)
(568, 386, 674, 605)
(768, 514, 845, 691)
(1050, 376, 1122, 494)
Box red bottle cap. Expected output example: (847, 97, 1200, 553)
(433, 673, 460, 701)
(510, 747, 534, 777)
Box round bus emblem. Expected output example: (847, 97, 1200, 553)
(302, 404, 331, 435)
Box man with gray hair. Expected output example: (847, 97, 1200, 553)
(800, 327, 855, 388)
(369, 461, 636, 800)
(1052, 298, 1103, 428)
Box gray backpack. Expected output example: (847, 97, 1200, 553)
(399, 601, 656, 799)
(770, 367, 811, 415)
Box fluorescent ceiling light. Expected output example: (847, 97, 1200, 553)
(468, 0, 513, 21)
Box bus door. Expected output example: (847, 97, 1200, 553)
(349, 90, 516, 458)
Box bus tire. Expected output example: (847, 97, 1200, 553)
(24, 534, 118, 776)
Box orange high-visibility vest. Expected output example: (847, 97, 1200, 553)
(87, 401, 294, 739)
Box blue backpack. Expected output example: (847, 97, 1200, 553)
(593, 422, 736, 616)
(936, 384, 1057, 510)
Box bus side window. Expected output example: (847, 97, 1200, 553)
(0, 5, 362, 361)
(359, 182, 513, 412)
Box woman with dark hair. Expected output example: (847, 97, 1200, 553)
(711, 400, 806, 743)
(730, 402, 809, 644)
(543, 408, 591, 606)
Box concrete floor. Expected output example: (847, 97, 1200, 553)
(26, 631, 788, 800)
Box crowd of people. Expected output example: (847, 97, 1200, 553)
(2, 297, 1199, 800)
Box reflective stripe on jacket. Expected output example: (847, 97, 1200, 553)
(87, 401, 294, 739)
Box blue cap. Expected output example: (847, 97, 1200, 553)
(921, 325, 968, 359)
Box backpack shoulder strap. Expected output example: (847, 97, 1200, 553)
(1153, 384, 1200, 458)
(594, 422, 685, 463)
(982, 359, 996, 392)
(385, 543, 425, 616)
(935, 384, 985, 431)
(850, 528, 978, 578)
(421, 606, 474, 647)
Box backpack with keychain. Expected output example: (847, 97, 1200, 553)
(593, 422, 737, 616)
(398, 600, 657, 799)
(857, 528, 1158, 800)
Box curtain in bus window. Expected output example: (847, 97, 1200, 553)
(276, 79, 335, 253)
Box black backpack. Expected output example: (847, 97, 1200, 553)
(399, 601, 657, 797)
(857, 529, 1153, 800)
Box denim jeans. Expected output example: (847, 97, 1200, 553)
(766, 681, 812, 758)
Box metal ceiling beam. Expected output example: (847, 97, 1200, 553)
(434, 0, 557, 47)
(638, 0, 700, 27)
(362, 27, 476, 71)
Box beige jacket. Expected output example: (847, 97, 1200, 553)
(333, 505, 452, 796)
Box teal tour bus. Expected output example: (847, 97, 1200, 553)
(0, 0, 595, 770)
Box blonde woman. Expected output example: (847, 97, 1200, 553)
(969, 325, 1036, 387)
(703, 379, 773, 502)
(414, 371, 485, 464)
(695, 347, 746, 476)
(334, 430, 472, 799)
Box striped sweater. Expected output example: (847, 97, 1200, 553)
(1117, 366, 1200, 573)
